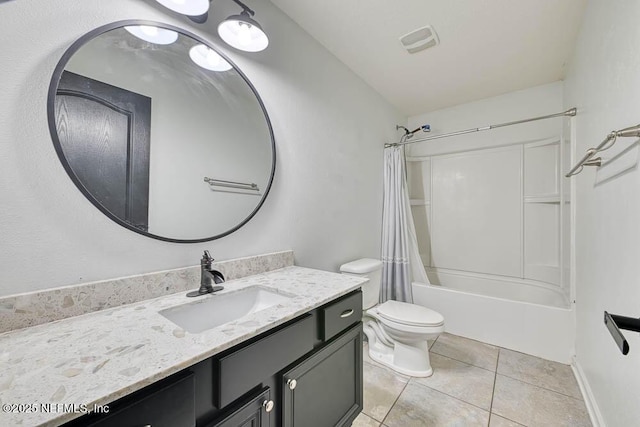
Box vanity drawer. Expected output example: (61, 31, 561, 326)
(87, 372, 195, 427)
(216, 314, 314, 408)
(321, 291, 362, 341)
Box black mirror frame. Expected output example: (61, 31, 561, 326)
(47, 20, 276, 243)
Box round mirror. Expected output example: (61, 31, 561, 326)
(47, 21, 275, 243)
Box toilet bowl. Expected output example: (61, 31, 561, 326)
(340, 258, 444, 377)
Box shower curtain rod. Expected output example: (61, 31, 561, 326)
(384, 107, 577, 148)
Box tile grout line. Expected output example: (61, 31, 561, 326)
(432, 337, 584, 402)
(429, 348, 497, 374)
(380, 379, 410, 426)
(364, 336, 585, 426)
(439, 332, 497, 347)
(361, 344, 410, 425)
(495, 414, 527, 426)
(492, 351, 584, 426)
(362, 359, 411, 382)
(430, 335, 499, 373)
(488, 348, 500, 425)
(494, 372, 584, 401)
(493, 347, 583, 400)
(367, 333, 497, 417)
(408, 377, 492, 414)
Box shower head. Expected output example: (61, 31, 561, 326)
(407, 124, 431, 138)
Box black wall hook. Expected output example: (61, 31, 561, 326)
(604, 311, 640, 355)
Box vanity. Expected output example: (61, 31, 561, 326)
(0, 13, 367, 427)
(0, 266, 367, 427)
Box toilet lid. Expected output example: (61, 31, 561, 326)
(377, 300, 444, 327)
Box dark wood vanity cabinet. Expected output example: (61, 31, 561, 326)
(209, 387, 272, 427)
(281, 324, 363, 427)
(65, 290, 363, 427)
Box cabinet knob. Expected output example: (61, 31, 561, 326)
(287, 378, 297, 390)
(262, 400, 274, 412)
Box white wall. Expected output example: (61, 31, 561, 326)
(0, 0, 404, 296)
(564, 1, 640, 425)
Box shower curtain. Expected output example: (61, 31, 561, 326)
(381, 146, 429, 303)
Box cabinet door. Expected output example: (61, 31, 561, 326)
(282, 323, 363, 427)
(209, 387, 272, 427)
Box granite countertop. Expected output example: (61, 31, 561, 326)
(0, 266, 366, 427)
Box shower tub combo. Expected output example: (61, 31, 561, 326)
(404, 116, 575, 363)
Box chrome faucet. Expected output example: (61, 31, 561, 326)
(186, 251, 225, 297)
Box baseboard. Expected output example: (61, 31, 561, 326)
(571, 356, 605, 427)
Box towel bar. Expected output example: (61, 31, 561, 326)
(204, 177, 259, 191)
(566, 124, 640, 177)
(604, 311, 640, 355)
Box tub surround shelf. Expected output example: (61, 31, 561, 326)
(0, 266, 366, 427)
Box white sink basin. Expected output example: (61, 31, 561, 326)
(159, 287, 292, 334)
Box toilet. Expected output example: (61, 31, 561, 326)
(340, 258, 444, 377)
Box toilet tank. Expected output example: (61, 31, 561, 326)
(339, 258, 383, 310)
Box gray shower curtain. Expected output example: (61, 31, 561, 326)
(381, 146, 429, 303)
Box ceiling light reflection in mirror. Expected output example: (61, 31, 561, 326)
(124, 25, 178, 44)
(189, 44, 232, 71)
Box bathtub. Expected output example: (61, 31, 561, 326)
(412, 271, 575, 363)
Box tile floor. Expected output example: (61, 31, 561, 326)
(353, 333, 591, 427)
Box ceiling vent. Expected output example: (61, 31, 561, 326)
(399, 25, 439, 54)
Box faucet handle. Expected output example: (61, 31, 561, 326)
(211, 270, 225, 284)
(202, 250, 215, 264)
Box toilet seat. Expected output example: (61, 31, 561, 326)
(376, 300, 444, 327)
(366, 308, 444, 336)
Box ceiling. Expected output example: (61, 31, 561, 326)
(270, 0, 587, 116)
